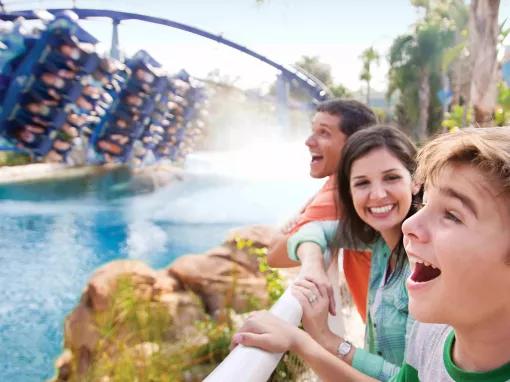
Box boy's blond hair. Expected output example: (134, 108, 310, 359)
(416, 127, 510, 198)
(416, 127, 510, 263)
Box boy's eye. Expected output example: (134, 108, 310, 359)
(444, 210, 462, 224)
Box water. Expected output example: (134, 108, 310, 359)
(0, 142, 321, 381)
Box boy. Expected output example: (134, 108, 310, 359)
(395, 127, 510, 381)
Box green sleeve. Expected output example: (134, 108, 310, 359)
(352, 348, 401, 381)
(286, 221, 338, 264)
(352, 309, 416, 381)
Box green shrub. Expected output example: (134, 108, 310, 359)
(0, 151, 31, 166)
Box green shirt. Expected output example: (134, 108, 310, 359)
(390, 322, 510, 382)
(288, 221, 413, 381)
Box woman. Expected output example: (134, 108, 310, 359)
(235, 125, 420, 381)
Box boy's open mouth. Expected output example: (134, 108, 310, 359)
(411, 260, 441, 283)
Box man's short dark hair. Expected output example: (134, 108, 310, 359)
(316, 99, 377, 136)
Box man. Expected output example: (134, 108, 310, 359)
(267, 98, 376, 320)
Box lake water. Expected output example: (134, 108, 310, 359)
(0, 142, 320, 381)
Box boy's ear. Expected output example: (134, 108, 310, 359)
(412, 181, 421, 196)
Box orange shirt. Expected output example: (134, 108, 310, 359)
(290, 177, 371, 322)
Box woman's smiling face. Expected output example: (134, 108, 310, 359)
(349, 147, 415, 248)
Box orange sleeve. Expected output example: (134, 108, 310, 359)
(290, 177, 338, 233)
(343, 249, 370, 322)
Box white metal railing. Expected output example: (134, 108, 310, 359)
(203, 287, 302, 382)
(204, 256, 346, 382)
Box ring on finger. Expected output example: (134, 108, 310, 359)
(307, 293, 318, 304)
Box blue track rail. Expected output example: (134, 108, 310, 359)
(0, 8, 330, 102)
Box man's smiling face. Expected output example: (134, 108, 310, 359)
(305, 112, 347, 179)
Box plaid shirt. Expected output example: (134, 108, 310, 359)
(288, 222, 413, 381)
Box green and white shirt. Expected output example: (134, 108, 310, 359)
(390, 322, 510, 382)
(288, 221, 412, 381)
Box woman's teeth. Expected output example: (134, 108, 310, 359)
(369, 205, 394, 214)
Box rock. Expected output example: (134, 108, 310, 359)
(54, 349, 73, 381)
(225, 224, 278, 248)
(168, 247, 268, 315)
(84, 260, 179, 312)
(55, 259, 203, 380)
(64, 304, 99, 353)
(156, 290, 207, 338)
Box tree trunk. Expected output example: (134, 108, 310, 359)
(417, 68, 430, 142)
(469, 0, 500, 126)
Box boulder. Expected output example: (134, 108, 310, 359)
(83, 260, 179, 312)
(168, 245, 268, 315)
(55, 260, 204, 380)
(64, 304, 99, 353)
(225, 224, 278, 248)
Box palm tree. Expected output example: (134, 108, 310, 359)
(469, 0, 500, 126)
(388, 23, 454, 141)
(359, 47, 380, 105)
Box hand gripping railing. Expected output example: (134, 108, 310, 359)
(204, 255, 346, 382)
(203, 287, 303, 382)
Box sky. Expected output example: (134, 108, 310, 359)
(4, 0, 510, 92)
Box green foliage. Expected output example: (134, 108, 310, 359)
(387, 0, 468, 136)
(499, 18, 509, 45)
(0, 151, 31, 166)
(63, 275, 235, 382)
(231, 237, 300, 381)
(291, 55, 351, 99)
(295, 55, 334, 87)
(442, 82, 510, 130)
(234, 237, 285, 304)
(495, 82, 510, 126)
(372, 107, 389, 123)
(193, 317, 235, 365)
(441, 104, 472, 131)
(359, 46, 380, 104)
(330, 83, 351, 98)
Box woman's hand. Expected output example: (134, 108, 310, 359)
(292, 278, 332, 345)
(231, 311, 303, 353)
(292, 278, 355, 363)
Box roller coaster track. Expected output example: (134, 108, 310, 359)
(0, 8, 331, 101)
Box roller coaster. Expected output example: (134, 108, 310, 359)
(0, 8, 330, 166)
